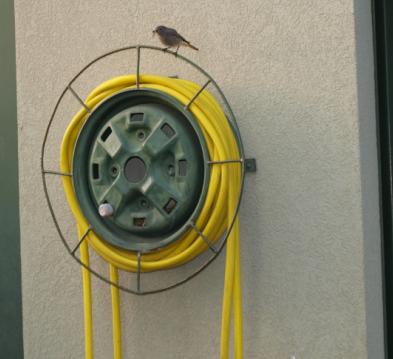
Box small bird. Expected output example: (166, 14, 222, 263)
(153, 25, 199, 55)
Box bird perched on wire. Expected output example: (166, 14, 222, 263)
(153, 25, 199, 55)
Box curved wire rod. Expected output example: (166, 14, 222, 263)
(136, 46, 141, 89)
(68, 85, 92, 113)
(189, 222, 218, 254)
(71, 227, 92, 256)
(184, 79, 211, 110)
(43, 170, 73, 177)
(136, 252, 142, 293)
(207, 159, 243, 165)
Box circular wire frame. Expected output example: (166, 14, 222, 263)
(41, 45, 247, 295)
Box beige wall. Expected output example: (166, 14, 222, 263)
(15, 0, 384, 358)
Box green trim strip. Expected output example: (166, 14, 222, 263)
(0, 0, 24, 357)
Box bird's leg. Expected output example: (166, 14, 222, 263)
(162, 47, 170, 52)
(175, 45, 179, 57)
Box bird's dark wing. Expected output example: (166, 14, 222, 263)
(166, 27, 190, 44)
(178, 34, 190, 44)
(163, 27, 179, 36)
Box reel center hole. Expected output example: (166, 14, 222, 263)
(124, 156, 146, 183)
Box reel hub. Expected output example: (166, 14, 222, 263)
(72, 89, 210, 251)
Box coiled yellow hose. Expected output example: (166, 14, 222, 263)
(61, 74, 243, 359)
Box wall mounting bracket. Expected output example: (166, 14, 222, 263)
(245, 158, 257, 173)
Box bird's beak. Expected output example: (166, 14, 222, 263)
(152, 30, 156, 37)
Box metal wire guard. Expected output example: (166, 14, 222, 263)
(41, 45, 247, 295)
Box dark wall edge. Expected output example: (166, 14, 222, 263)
(373, 0, 393, 357)
(0, 0, 24, 357)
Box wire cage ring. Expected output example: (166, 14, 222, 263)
(41, 45, 247, 295)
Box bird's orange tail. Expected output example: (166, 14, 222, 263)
(186, 42, 199, 51)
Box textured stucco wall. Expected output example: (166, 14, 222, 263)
(15, 0, 383, 358)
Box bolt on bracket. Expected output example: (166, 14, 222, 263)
(245, 158, 257, 173)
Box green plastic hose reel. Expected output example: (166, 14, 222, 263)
(72, 89, 210, 252)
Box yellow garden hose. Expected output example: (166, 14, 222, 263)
(60, 74, 243, 359)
